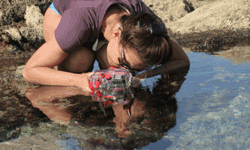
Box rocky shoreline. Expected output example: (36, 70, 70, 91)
(0, 0, 247, 95)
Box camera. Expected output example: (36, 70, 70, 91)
(89, 66, 139, 107)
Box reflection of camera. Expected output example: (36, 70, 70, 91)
(89, 66, 137, 107)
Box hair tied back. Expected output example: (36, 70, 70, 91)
(150, 23, 167, 37)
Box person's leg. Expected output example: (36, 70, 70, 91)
(43, 4, 62, 42)
(58, 47, 95, 73)
(96, 44, 110, 70)
(43, 3, 95, 73)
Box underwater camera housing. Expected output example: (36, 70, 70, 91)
(89, 66, 140, 108)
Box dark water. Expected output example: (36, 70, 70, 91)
(0, 50, 250, 150)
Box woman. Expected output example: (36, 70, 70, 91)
(23, 0, 190, 92)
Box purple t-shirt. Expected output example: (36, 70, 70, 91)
(53, 0, 154, 53)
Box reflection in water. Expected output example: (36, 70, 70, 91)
(25, 86, 88, 125)
(0, 91, 50, 142)
(24, 66, 189, 149)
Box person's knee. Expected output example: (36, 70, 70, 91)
(58, 47, 95, 73)
(96, 44, 109, 69)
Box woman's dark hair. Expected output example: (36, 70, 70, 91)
(120, 12, 172, 66)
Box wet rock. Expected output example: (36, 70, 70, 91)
(215, 45, 250, 64)
(15, 65, 25, 81)
(0, 129, 7, 141)
(192, 37, 220, 53)
(14, 65, 28, 96)
(172, 28, 250, 54)
(13, 65, 40, 97)
(5, 127, 21, 140)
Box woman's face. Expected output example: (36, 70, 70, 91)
(100, 24, 146, 71)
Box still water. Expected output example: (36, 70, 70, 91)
(144, 52, 250, 150)
(1, 51, 250, 149)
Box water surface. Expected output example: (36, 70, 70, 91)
(0, 50, 250, 150)
(143, 51, 250, 149)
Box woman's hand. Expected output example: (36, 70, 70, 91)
(77, 72, 95, 93)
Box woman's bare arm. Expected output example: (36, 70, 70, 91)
(135, 37, 190, 79)
(23, 37, 92, 91)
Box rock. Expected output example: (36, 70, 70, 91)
(21, 5, 45, 49)
(165, 0, 250, 34)
(0, 0, 52, 26)
(24, 5, 44, 39)
(215, 45, 250, 64)
(8, 128, 21, 139)
(183, 0, 195, 13)
(143, 0, 189, 23)
(14, 65, 40, 97)
(1, 34, 10, 43)
(0, 3, 26, 26)
(5, 27, 22, 42)
(25, 5, 44, 28)
(15, 65, 25, 83)
(0, 129, 7, 142)
(0, 1, 49, 52)
(19, 27, 45, 50)
(7, 45, 23, 54)
(19, 27, 44, 44)
(8, 66, 16, 71)
(14, 65, 27, 96)
(0, 10, 3, 22)
(183, 0, 218, 9)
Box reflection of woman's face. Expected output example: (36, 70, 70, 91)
(112, 99, 146, 138)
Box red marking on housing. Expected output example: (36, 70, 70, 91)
(89, 81, 95, 91)
(104, 96, 113, 98)
(106, 74, 111, 80)
(109, 66, 115, 69)
(96, 91, 102, 98)
(95, 79, 101, 88)
(100, 73, 105, 78)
